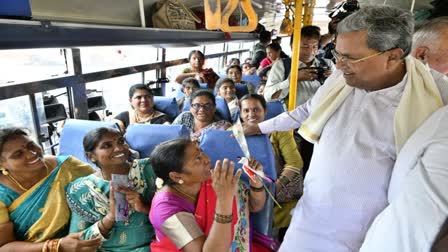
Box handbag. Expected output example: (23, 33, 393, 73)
(150, 0, 200, 30)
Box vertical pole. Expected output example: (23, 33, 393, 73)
(68, 48, 88, 119)
(288, 0, 304, 111)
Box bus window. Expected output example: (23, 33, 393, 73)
(0, 49, 69, 85)
(80, 46, 159, 73)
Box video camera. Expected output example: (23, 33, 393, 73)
(300, 66, 331, 84)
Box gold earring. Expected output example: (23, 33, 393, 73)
(178, 179, 184, 185)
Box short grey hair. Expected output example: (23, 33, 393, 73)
(337, 5, 414, 58)
(413, 17, 448, 50)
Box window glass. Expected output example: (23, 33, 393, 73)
(86, 73, 142, 120)
(0, 49, 69, 85)
(227, 42, 241, 52)
(165, 46, 201, 61)
(80, 46, 159, 73)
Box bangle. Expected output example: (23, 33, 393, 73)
(42, 240, 50, 252)
(214, 212, 233, 224)
(49, 239, 59, 252)
(56, 239, 62, 252)
(250, 185, 264, 192)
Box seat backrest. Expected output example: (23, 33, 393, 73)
(125, 124, 190, 158)
(182, 96, 232, 122)
(59, 119, 117, 166)
(153, 96, 179, 120)
(242, 74, 262, 87)
(200, 130, 277, 236)
(235, 84, 249, 99)
(266, 101, 285, 120)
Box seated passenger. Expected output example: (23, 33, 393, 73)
(0, 127, 100, 251)
(242, 62, 253, 75)
(149, 138, 270, 251)
(257, 43, 282, 76)
(114, 84, 170, 132)
(215, 78, 239, 120)
(172, 90, 231, 141)
(177, 78, 200, 111)
(66, 127, 157, 251)
(226, 65, 256, 94)
(239, 94, 304, 241)
(226, 58, 241, 68)
(257, 81, 266, 96)
(175, 50, 219, 89)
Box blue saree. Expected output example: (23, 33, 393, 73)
(66, 158, 156, 252)
(0, 155, 94, 241)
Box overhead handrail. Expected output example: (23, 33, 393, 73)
(204, 0, 258, 32)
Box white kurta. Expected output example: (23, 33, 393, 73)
(259, 69, 448, 252)
(360, 105, 448, 252)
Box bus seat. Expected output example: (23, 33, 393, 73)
(125, 124, 190, 158)
(199, 83, 208, 89)
(242, 74, 261, 87)
(154, 96, 179, 121)
(200, 130, 276, 236)
(59, 119, 117, 167)
(266, 101, 285, 120)
(183, 96, 232, 122)
(235, 83, 249, 99)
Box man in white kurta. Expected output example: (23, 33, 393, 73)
(359, 104, 448, 252)
(244, 6, 448, 252)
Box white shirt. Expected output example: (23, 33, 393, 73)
(264, 58, 335, 105)
(259, 69, 448, 252)
(360, 105, 448, 252)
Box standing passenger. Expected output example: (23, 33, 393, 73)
(244, 6, 448, 252)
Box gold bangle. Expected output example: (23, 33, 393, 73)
(56, 239, 62, 252)
(50, 239, 59, 252)
(42, 240, 50, 252)
(214, 212, 233, 224)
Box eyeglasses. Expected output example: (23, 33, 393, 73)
(331, 49, 384, 66)
(191, 103, 214, 111)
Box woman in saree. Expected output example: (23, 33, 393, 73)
(175, 50, 219, 89)
(0, 127, 101, 251)
(239, 94, 304, 242)
(65, 127, 157, 251)
(172, 90, 231, 142)
(149, 138, 271, 252)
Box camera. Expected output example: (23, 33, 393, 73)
(300, 66, 330, 84)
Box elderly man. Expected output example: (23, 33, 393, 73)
(412, 17, 448, 76)
(244, 6, 448, 252)
(359, 105, 448, 251)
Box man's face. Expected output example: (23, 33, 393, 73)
(335, 30, 391, 90)
(415, 30, 448, 76)
(299, 37, 319, 64)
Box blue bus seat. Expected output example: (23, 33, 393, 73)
(182, 96, 232, 122)
(242, 74, 261, 87)
(235, 84, 249, 99)
(125, 124, 190, 158)
(200, 130, 276, 236)
(154, 96, 179, 121)
(266, 101, 285, 120)
(59, 119, 117, 167)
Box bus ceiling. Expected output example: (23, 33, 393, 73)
(0, 0, 435, 50)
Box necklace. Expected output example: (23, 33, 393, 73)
(1, 161, 49, 192)
(135, 110, 156, 122)
(171, 185, 197, 202)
